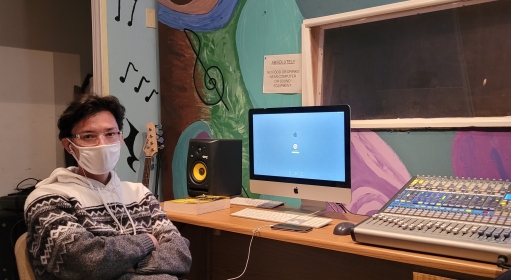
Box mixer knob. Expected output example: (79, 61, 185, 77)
(409, 224, 416, 230)
(477, 226, 488, 236)
(493, 229, 503, 239)
(446, 226, 453, 233)
(471, 226, 479, 234)
(372, 214, 379, 220)
(452, 228, 459, 235)
(503, 230, 511, 238)
(426, 223, 433, 229)
(398, 221, 404, 226)
(402, 224, 408, 229)
(461, 228, 469, 234)
(485, 228, 495, 237)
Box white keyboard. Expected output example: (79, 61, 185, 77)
(230, 197, 284, 209)
(231, 208, 332, 228)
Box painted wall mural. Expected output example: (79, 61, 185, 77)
(106, 0, 161, 193)
(453, 131, 511, 180)
(155, 0, 511, 215)
(158, 0, 252, 202)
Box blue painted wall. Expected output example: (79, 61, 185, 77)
(106, 0, 161, 197)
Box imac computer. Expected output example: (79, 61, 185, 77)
(249, 105, 351, 212)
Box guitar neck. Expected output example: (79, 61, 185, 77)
(142, 156, 152, 187)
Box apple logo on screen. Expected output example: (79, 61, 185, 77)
(294, 187, 298, 194)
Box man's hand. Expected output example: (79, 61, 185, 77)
(146, 233, 159, 249)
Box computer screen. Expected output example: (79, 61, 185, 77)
(249, 105, 352, 207)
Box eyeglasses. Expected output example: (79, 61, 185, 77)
(71, 131, 123, 147)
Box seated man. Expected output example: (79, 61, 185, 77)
(24, 95, 191, 279)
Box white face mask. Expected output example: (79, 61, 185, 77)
(68, 141, 121, 175)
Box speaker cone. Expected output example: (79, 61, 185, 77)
(191, 161, 207, 183)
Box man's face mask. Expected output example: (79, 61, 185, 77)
(68, 141, 121, 175)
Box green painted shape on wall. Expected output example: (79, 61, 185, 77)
(376, 130, 455, 177)
(189, 0, 253, 196)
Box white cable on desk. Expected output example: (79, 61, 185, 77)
(226, 224, 273, 280)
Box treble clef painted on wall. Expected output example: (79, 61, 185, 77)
(183, 28, 229, 110)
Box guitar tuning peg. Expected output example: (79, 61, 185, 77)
(159, 144, 165, 149)
(158, 136, 164, 143)
(156, 124, 163, 129)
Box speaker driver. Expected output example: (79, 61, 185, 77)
(191, 161, 207, 183)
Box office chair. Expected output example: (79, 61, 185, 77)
(15, 232, 36, 280)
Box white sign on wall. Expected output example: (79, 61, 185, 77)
(263, 54, 302, 94)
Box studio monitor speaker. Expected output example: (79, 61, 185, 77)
(187, 139, 242, 197)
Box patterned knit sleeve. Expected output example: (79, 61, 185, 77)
(25, 193, 156, 280)
(135, 195, 192, 276)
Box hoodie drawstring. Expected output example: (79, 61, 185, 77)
(83, 172, 137, 235)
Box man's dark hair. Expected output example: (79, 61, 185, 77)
(58, 94, 126, 140)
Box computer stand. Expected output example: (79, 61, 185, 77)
(283, 199, 328, 216)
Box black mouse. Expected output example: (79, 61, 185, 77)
(333, 222, 356, 236)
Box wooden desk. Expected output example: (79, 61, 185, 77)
(166, 205, 505, 280)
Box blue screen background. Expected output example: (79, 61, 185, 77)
(253, 111, 346, 182)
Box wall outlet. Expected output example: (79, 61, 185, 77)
(146, 8, 156, 28)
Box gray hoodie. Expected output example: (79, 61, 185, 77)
(24, 167, 191, 280)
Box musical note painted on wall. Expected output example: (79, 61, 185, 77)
(120, 62, 138, 83)
(114, 0, 138, 27)
(115, 0, 121, 21)
(184, 28, 229, 110)
(128, 0, 138, 26)
(134, 76, 150, 93)
(124, 118, 139, 172)
(145, 89, 159, 102)
(118, 62, 158, 103)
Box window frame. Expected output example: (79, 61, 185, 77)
(300, 0, 508, 129)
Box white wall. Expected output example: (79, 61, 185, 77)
(0, 0, 89, 196)
(0, 47, 80, 196)
(0, 0, 92, 81)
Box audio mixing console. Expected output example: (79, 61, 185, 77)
(352, 175, 511, 265)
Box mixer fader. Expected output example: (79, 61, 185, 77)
(352, 176, 511, 265)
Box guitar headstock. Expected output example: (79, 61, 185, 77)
(142, 122, 164, 188)
(143, 122, 161, 157)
